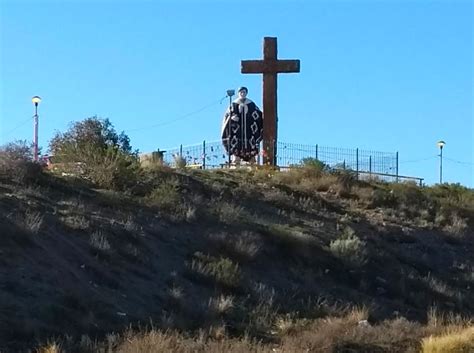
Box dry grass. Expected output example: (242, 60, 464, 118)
(208, 231, 262, 261)
(443, 212, 468, 237)
(190, 252, 241, 288)
(89, 231, 111, 251)
(61, 214, 90, 230)
(147, 180, 181, 211)
(114, 330, 272, 353)
(33, 306, 473, 353)
(422, 326, 474, 353)
(24, 209, 44, 234)
(213, 201, 247, 224)
(208, 294, 235, 315)
(36, 342, 62, 353)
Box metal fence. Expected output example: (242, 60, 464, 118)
(151, 140, 423, 185)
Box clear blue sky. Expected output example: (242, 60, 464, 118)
(1, 0, 472, 186)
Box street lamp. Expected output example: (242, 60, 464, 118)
(437, 140, 446, 184)
(32, 96, 41, 162)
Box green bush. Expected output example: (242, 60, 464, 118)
(49, 117, 140, 190)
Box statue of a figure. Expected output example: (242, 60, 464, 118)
(221, 87, 263, 162)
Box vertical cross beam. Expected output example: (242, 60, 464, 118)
(241, 37, 300, 166)
(263, 38, 277, 166)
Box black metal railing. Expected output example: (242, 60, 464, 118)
(142, 140, 423, 185)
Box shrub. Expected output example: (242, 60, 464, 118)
(390, 182, 428, 210)
(329, 227, 367, 266)
(300, 157, 328, 174)
(213, 201, 246, 224)
(173, 155, 187, 169)
(49, 117, 140, 190)
(426, 183, 474, 210)
(0, 140, 43, 184)
(147, 180, 181, 211)
(190, 252, 241, 288)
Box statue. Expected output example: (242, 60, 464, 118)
(221, 87, 263, 163)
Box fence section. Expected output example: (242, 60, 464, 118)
(162, 140, 229, 169)
(276, 142, 397, 175)
(154, 140, 422, 185)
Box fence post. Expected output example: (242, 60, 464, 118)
(369, 155, 372, 176)
(315, 144, 318, 160)
(343, 160, 346, 170)
(356, 148, 359, 180)
(202, 140, 206, 170)
(179, 144, 183, 158)
(396, 151, 399, 183)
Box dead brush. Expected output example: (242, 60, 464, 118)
(297, 173, 339, 193)
(273, 313, 309, 336)
(208, 231, 262, 261)
(443, 212, 468, 237)
(189, 252, 241, 289)
(208, 295, 235, 315)
(61, 214, 90, 230)
(36, 342, 62, 353)
(23, 209, 44, 235)
(212, 200, 246, 224)
(115, 328, 272, 353)
(89, 231, 111, 252)
(421, 326, 474, 353)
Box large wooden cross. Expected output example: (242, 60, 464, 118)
(241, 37, 300, 166)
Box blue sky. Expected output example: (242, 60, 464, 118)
(1, 0, 472, 186)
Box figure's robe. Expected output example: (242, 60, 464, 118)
(221, 98, 263, 161)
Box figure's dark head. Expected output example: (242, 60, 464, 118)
(238, 86, 248, 99)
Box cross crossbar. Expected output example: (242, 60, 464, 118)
(241, 60, 300, 74)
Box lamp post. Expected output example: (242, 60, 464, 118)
(437, 140, 446, 184)
(32, 96, 41, 162)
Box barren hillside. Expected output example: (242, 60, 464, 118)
(0, 165, 473, 352)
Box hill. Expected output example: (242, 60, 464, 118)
(0, 164, 473, 352)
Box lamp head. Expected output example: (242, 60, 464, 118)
(437, 140, 446, 149)
(32, 96, 42, 105)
